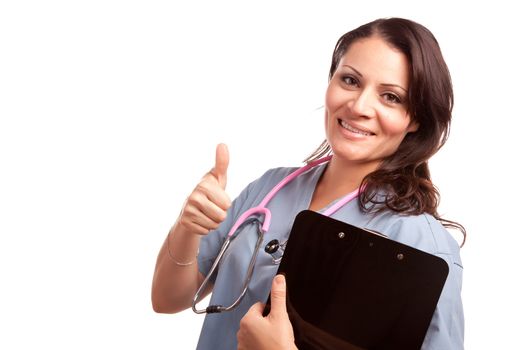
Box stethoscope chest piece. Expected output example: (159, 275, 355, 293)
(264, 238, 287, 264)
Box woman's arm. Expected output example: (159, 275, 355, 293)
(421, 252, 464, 349)
(151, 144, 230, 313)
(151, 223, 212, 313)
(384, 214, 465, 349)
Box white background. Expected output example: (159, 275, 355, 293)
(1, 1, 513, 349)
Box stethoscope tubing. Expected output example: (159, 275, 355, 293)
(192, 223, 264, 314)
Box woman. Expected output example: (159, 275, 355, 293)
(152, 17, 465, 349)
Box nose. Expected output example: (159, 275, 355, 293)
(349, 88, 375, 118)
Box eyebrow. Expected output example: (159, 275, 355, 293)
(341, 64, 408, 93)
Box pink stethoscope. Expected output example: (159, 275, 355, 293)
(192, 155, 360, 314)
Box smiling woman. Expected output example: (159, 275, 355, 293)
(152, 17, 465, 350)
(307, 19, 465, 231)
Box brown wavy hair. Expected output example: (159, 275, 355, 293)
(306, 18, 466, 246)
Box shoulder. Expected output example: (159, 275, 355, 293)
(242, 165, 317, 199)
(366, 211, 462, 261)
(249, 167, 298, 191)
(224, 166, 298, 218)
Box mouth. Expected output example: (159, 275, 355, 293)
(337, 119, 375, 136)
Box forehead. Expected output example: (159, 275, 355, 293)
(339, 37, 410, 86)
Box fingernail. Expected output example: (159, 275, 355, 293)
(275, 274, 285, 285)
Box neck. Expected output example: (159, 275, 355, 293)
(323, 156, 378, 192)
(310, 156, 378, 211)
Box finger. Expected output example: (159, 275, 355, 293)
(182, 205, 220, 232)
(186, 189, 227, 223)
(246, 302, 265, 316)
(201, 183, 232, 211)
(269, 274, 288, 319)
(239, 302, 264, 332)
(195, 198, 227, 224)
(212, 143, 229, 189)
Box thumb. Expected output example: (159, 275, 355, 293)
(269, 274, 288, 320)
(213, 143, 229, 189)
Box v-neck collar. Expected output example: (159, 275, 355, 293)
(300, 160, 358, 215)
(300, 161, 328, 213)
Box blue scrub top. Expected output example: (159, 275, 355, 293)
(196, 163, 464, 350)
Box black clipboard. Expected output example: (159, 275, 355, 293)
(264, 210, 449, 350)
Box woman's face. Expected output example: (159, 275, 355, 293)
(325, 36, 418, 168)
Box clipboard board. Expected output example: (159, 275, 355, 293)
(264, 210, 449, 350)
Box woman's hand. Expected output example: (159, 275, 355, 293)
(177, 143, 232, 236)
(237, 275, 297, 350)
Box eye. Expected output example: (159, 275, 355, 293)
(382, 92, 402, 104)
(341, 75, 359, 87)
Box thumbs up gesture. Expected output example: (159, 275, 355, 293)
(212, 143, 229, 190)
(177, 144, 232, 236)
(237, 275, 297, 350)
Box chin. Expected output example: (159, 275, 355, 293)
(332, 150, 368, 163)
(330, 147, 382, 167)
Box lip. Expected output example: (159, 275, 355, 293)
(337, 118, 376, 136)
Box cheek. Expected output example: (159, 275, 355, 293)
(380, 114, 412, 138)
(324, 83, 339, 112)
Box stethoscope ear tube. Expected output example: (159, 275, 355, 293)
(192, 238, 231, 314)
(192, 227, 265, 314)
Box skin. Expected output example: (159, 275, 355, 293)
(238, 36, 419, 348)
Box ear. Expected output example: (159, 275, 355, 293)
(407, 118, 419, 133)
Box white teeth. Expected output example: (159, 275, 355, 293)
(338, 119, 373, 136)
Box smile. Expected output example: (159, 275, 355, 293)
(337, 119, 375, 136)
